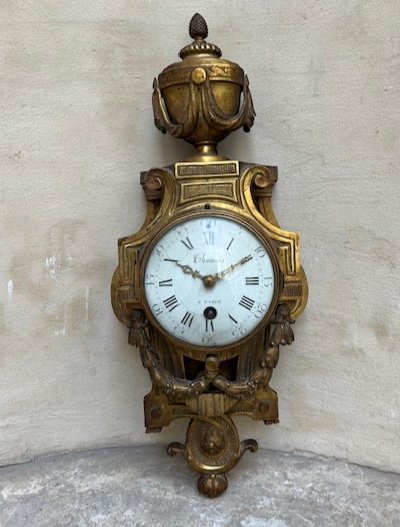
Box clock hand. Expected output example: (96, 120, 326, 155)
(175, 261, 219, 288)
(214, 254, 253, 281)
(175, 262, 205, 280)
(175, 253, 253, 288)
(174, 260, 223, 289)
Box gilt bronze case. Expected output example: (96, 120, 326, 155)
(111, 14, 308, 497)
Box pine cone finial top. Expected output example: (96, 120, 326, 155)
(180, 13, 221, 59)
(189, 13, 208, 40)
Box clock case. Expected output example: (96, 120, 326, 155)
(111, 14, 307, 497)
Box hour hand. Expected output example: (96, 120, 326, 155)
(175, 262, 204, 280)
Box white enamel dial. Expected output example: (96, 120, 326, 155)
(143, 216, 276, 347)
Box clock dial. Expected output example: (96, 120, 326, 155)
(143, 216, 276, 347)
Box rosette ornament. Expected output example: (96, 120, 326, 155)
(152, 13, 256, 157)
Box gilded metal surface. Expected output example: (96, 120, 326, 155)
(111, 13, 308, 497)
(153, 13, 255, 157)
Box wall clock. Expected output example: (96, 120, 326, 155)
(111, 13, 308, 497)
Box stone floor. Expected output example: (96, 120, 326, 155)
(0, 446, 399, 526)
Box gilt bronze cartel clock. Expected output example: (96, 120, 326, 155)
(111, 14, 308, 497)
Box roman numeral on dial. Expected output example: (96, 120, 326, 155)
(180, 237, 194, 250)
(159, 279, 173, 287)
(205, 319, 214, 332)
(163, 295, 179, 312)
(181, 311, 194, 327)
(245, 277, 259, 285)
(239, 295, 255, 311)
(203, 231, 215, 246)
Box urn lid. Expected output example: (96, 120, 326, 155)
(157, 13, 245, 91)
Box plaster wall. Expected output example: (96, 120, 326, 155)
(1, 1, 399, 472)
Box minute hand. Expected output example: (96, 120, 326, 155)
(215, 254, 253, 280)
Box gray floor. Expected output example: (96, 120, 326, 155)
(0, 446, 399, 527)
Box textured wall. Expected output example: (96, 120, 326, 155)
(1, 1, 399, 472)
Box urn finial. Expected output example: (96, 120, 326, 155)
(152, 14, 256, 158)
(189, 13, 208, 40)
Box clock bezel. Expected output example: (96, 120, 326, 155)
(140, 210, 281, 353)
